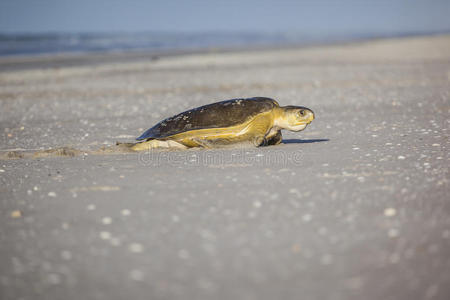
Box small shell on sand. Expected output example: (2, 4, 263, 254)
(11, 210, 22, 218)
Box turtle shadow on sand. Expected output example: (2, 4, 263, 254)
(282, 138, 329, 144)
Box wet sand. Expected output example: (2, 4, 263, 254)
(1, 35, 449, 300)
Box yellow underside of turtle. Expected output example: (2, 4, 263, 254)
(130, 110, 279, 151)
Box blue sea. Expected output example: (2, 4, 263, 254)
(0, 32, 314, 57)
(0, 31, 439, 57)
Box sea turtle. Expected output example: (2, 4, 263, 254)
(130, 97, 314, 151)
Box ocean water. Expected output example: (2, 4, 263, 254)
(0, 31, 438, 57)
(0, 31, 360, 57)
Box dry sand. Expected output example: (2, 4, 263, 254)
(0, 35, 449, 300)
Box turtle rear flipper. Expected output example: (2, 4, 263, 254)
(131, 140, 188, 151)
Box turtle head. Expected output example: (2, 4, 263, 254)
(276, 106, 315, 131)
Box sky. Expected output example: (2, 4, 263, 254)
(0, 0, 449, 35)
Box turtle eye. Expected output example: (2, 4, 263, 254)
(298, 110, 305, 116)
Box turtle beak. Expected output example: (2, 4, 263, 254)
(306, 109, 315, 123)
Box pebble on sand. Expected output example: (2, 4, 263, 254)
(302, 214, 312, 222)
(388, 228, 399, 238)
(121, 209, 131, 216)
(384, 208, 397, 217)
(253, 201, 262, 208)
(100, 231, 111, 240)
(128, 243, 144, 253)
(101, 217, 112, 225)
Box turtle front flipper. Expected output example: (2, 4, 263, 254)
(266, 131, 283, 146)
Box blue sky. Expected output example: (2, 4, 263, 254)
(1, 0, 449, 34)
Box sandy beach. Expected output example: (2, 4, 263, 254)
(1, 35, 449, 300)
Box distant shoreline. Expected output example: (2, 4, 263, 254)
(0, 32, 449, 72)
